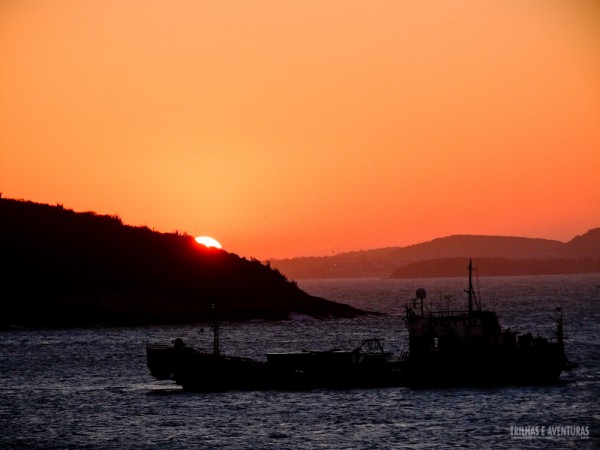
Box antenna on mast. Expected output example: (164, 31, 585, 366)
(465, 259, 480, 314)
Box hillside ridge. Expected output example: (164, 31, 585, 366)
(271, 230, 600, 279)
(0, 198, 364, 327)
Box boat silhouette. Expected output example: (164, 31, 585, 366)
(401, 260, 573, 386)
(147, 260, 574, 390)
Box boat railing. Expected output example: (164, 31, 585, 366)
(406, 302, 471, 319)
(425, 309, 471, 318)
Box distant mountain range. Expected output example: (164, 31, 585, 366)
(0, 198, 365, 327)
(271, 230, 600, 279)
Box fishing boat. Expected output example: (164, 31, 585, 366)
(401, 260, 572, 386)
(146, 260, 574, 390)
(147, 336, 402, 391)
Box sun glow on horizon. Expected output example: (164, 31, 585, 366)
(194, 236, 223, 250)
(1, 1, 599, 260)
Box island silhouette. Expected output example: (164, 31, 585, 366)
(0, 198, 364, 328)
(270, 230, 600, 279)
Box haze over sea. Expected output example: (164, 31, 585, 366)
(1, 274, 598, 448)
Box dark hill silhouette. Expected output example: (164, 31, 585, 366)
(561, 228, 600, 258)
(0, 198, 364, 327)
(271, 230, 600, 279)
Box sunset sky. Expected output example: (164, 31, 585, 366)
(1, 1, 599, 259)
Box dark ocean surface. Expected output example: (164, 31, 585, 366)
(1, 274, 599, 448)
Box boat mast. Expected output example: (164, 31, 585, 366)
(465, 259, 478, 314)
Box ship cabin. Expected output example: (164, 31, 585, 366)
(404, 304, 516, 357)
(404, 260, 524, 358)
(403, 260, 561, 360)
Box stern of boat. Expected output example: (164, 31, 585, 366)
(146, 343, 177, 380)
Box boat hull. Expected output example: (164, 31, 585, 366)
(147, 343, 567, 391)
(147, 344, 405, 391)
(401, 346, 567, 387)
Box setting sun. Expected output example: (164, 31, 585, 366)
(194, 236, 222, 250)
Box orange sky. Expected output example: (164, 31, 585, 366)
(1, 1, 599, 259)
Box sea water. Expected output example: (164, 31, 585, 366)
(1, 274, 598, 448)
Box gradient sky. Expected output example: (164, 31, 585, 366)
(1, 1, 599, 259)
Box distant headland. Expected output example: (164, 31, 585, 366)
(0, 198, 365, 328)
(270, 230, 600, 279)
